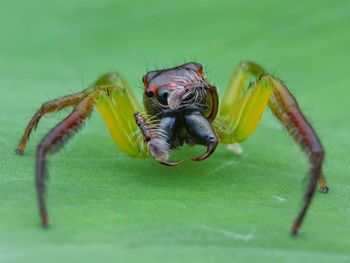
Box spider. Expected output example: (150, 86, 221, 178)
(16, 61, 329, 235)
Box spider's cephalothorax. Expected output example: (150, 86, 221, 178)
(137, 62, 219, 165)
(16, 61, 329, 235)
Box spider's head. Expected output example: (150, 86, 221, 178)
(142, 62, 215, 118)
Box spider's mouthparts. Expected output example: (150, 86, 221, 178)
(191, 140, 218, 161)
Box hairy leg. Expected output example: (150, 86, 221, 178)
(37, 96, 94, 227)
(266, 76, 328, 234)
(17, 73, 146, 157)
(16, 72, 146, 227)
(218, 61, 328, 234)
(16, 92, 86, 154)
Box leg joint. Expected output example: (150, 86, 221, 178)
(310, 150, 325, 163)
(238, 61, 265, 76)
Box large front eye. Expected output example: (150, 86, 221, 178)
(158, 87, 169, 104)
(145, 88, 154, 97)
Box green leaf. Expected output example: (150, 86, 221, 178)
(1, 0, 349, 262)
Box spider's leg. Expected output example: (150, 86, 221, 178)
(16, 91, 86, 154)
(217, 61, 328, 235)
(266, 76, 327, 235)
(216, 62, 266, 150)
(216, 75, 272, 143)
(93, 73, 146, 157)
(220, 61, 265, 118)
(36, 95, 94, 227)
(16, 72, 148, 227)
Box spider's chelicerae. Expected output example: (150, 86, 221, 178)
(16, 61, 329, 235)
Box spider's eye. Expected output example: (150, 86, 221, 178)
(157, 87, 169, 103)
(145, 89, 154, 97)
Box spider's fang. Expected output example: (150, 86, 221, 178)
(191, 141, 218, 161)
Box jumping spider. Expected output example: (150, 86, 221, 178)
(16, 61, 329, 235)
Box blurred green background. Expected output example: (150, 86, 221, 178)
(1, 0, 350, 262)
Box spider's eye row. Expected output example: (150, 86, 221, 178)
(145, 89, 154, 97)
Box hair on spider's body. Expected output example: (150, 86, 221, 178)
(16, 61, 329, 235)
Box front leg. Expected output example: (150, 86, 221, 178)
(134, 112, 182, 166)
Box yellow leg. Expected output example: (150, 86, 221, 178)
(220, 61, 265, 118)
(92, 73, 147, 157)
(215, 62, 271, 143)
(17, 72, 148, 158)
(217, 61, 328, 235)
(16, 72, 149, 227)
(228, 77, 272, 142)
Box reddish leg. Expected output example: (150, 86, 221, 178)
(36, 96, 94, 227)
(267, 76, 328, 235)
(219, 61, 328, 234)
(16, 92, 86, 154)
